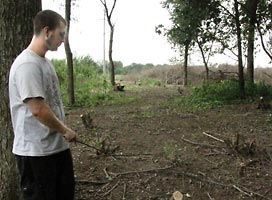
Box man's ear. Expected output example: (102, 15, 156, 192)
(43, 26, 50, 38)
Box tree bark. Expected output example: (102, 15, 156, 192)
(234, 0, 245, 98)
(183, 44, 189, 87)
(108, 23, 115, 86)
(100, 0, 117, 86)
(0, 1, 41, 199)
(246, 0, 259, 84)
(65, 0, 75, 105)
(197, 41, 209, 80)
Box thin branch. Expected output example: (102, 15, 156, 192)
(99, 0, 109, 19)
(102, 180, 120, 197)
(218, 3, 235, 19)
(207, 192, 214, 200)
(232, 184, 271, 200)
(76, 139, 103, 153)
(122, 183, 126, 200)
(109, 0, 117, 19)
(175, 171, 271, 200)
(182, 137, 220, 149)
(112, 165, 173, 176)
(202, 132, 225, 143)
(233, 185, 252, 197)
(256, 20, 272, 61)
(99, 0, 117, 20)
(76, 179, 111, 185)
(114, 153, 153, 157)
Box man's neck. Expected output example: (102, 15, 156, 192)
(27, 36, 47, 57)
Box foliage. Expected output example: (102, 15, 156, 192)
(116, 63, 155, 75)
(141, 78, 163, 86)
(163, 141, 180, 163)
(157, 0, 222, 54)
(52, 56, 136, 107)
(167, 80, 272, 110)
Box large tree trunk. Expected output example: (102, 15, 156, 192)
(234, 0, 245, 98)
(65, 0, 75, 105)
(246, 0, 259, 84)
(183, 44, 189, 87)
(0, 1, 41, 199)
(108, 24, 115, 86)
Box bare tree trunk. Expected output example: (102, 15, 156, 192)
(100, 0, 117, 86)
(183, 44, 189, 87)
(0, 1, 41, 199)
(65, 0, 75, 104)
(246, 0, 259, 84)
(109, 24, 115, 86)
(234, 0, 245, 98)
(197, 41, 209, 80)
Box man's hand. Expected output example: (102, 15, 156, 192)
(26, 98, 77, 142)
(63, 128, 77, 143)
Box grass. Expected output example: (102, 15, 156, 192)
(52, 57, 139, 108)
(164, 80, 272, 111)
(52, 57, 272, 111)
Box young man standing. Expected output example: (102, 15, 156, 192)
(9, 10, 76, 200)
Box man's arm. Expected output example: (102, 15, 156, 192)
(25, 97, 76, 142)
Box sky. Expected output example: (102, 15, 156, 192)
(42, 0, 272, 67)
(42, 0, 176, 66)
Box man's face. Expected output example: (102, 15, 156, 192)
(45, 21, 66, 51)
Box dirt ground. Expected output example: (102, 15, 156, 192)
(66, 86, 272, 200)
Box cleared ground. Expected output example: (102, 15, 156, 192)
(67, 86, 272, 200)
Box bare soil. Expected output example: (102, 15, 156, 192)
(66, 87, 272, 200)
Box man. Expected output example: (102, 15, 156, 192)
(9, 10, 76, 200)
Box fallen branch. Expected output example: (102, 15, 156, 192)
(76, 139, 103, 153)
(77, 139, 153, 158)
(102, 180, 120, 197)
(122, 183, 126, 200)
(112, 165, 173, 177)
(175, 170, 271, 200)
(202, 132, 225, 143)
(233, 185, 252, 197)
(182, 137, 220, 148)
(232, 184, 271, 200)
(103, 168, 112, 180)
(207, 192, 214, 200)
(113, 153, 153, 157)
(76, 179, 111, 185)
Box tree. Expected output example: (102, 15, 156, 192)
(218, 0, 246, 97)
(245, 0, 259, 84)
(234, 0, 245, 98)
(64, 0, 75, 105)
(0, 1, 41, 199)
(157, 0, 221, 85)
(195, 1, 222, 79)
(256, 0, 272, 61)
(99, 0, 117, 86)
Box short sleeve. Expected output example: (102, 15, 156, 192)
(14, 62, 45, 102)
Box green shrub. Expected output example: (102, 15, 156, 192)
(245, 81, 272, 99)
(52, 57, 136, 107)
(166, 80, 272, 110)
(163, 141, 180, 163)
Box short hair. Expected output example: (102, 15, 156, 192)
(33, 10, 66, 35)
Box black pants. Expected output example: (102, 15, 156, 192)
(16, 149, 75, 200)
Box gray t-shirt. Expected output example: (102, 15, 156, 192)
(9, 49, 69, 156)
